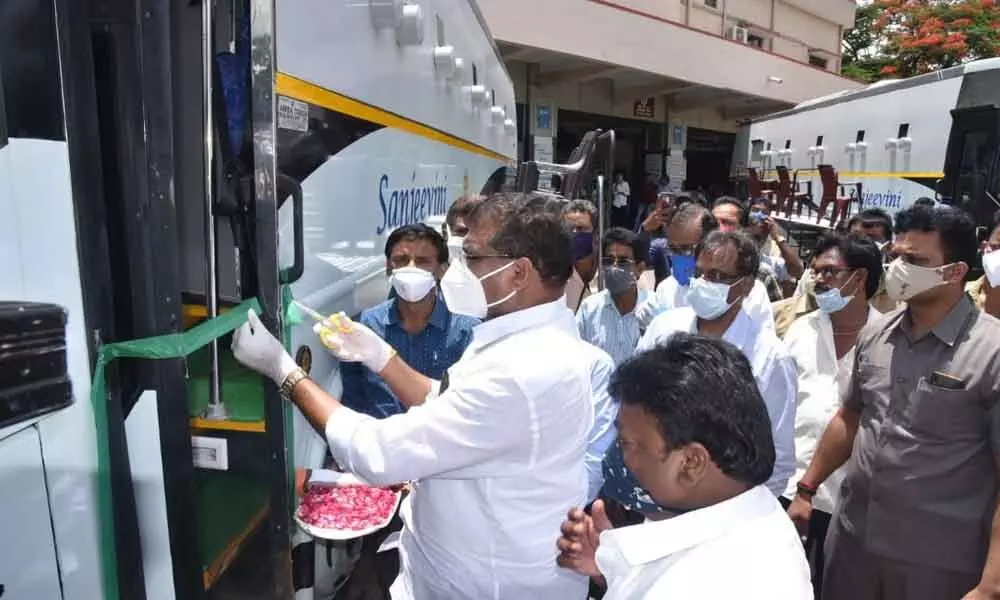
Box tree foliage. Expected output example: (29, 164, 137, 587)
(842, 0, 1000, 82)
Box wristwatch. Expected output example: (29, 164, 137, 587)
(795, 480, 818, 500)
(280, 367, 308, 398)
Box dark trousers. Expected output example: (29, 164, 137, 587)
(779, 496, 831, 598)
(822, 517, 979, 600)
(612, 205, 631, 229)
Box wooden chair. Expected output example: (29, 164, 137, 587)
(816, 164, 862, 228)
(747, 167, 778, 209)
(775, 166, 813, 218)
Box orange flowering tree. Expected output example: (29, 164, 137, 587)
(843, 0, 1000, 82)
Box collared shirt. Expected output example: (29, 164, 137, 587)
(595, 485, 812, 600)
(340, 294, 477, 418)
(325, 300, 592, 599)
(782, 306, 883, 514)
(577, 289, 651, 365)
(579, 341, 619, 502)
(637, 276, 776, 331)
(839, 295, 1000, 573)
(638, 307, 797, 497)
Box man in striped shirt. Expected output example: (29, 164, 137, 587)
(576, 227, 650, 365)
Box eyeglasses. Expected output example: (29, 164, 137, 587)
(813, 266, 852, 279)
(695, 269, 743, 285)
(602, 256, 636, 266)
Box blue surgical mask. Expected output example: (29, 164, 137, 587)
(815, 275, 856, 314)
(687, 276, 743, 320)
(670, 254, 697, 287)
(571, 232, 595, 261)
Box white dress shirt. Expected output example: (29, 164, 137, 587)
(325, 300, 592, 600)
(637, 275, 775, 331)
(637, 307, 797, 496)
(596, 485, 812, 599)
(580, 341, 619, 502)
(781, 305, 882, 514)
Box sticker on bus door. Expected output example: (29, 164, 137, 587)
(278, 96, 310, 132)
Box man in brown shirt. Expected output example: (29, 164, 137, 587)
(787, 205, 1000, 600)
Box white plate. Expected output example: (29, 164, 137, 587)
(294, 472, 402, 541)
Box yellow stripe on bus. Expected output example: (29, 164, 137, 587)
(275, 73, 512, 162)
(764, 170, 944, 179)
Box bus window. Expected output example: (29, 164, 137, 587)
(958, 131, 992, 178)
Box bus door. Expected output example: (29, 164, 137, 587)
(941, 106, 1000, 236)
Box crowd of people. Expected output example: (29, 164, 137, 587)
(229, 189, 1000, 600)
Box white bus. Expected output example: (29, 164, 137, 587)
(0, 1, 514, 599)
(738, 57, 1000, 234)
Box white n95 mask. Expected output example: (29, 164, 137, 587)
(440, 259, 517, 319)
(390, 266, 436, 303)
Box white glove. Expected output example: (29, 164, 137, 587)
(634, 297, 661, 329)
(314, 313, 396, 373)
(231, 309, 300, 385)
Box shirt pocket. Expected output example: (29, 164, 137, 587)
(901, 378, 982, 440)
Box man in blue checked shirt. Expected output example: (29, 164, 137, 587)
(340, 224, 477, 418)
(576, 227, 649, 366)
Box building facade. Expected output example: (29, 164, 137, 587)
(478, 0, 863, 198)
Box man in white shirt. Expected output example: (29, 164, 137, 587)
(230, 193, 592, 600)
(638, 230, 797, 498)
(557, 334, 812, 599)
(636, 203, 775, 331)
(781, 231, 884, 595)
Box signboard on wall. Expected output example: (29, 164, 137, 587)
(633, 97, 655, 119)
(536, 104, 551, 131)
(534, 136, 554, 189)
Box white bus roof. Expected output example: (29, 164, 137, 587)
(754, 57, 1000, 124)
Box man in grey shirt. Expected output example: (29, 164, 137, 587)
(787, 205, 1000, 600)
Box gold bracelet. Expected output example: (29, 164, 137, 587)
(280, 368, 308, 398)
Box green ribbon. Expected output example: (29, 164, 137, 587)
(91, 297, 261, 600)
